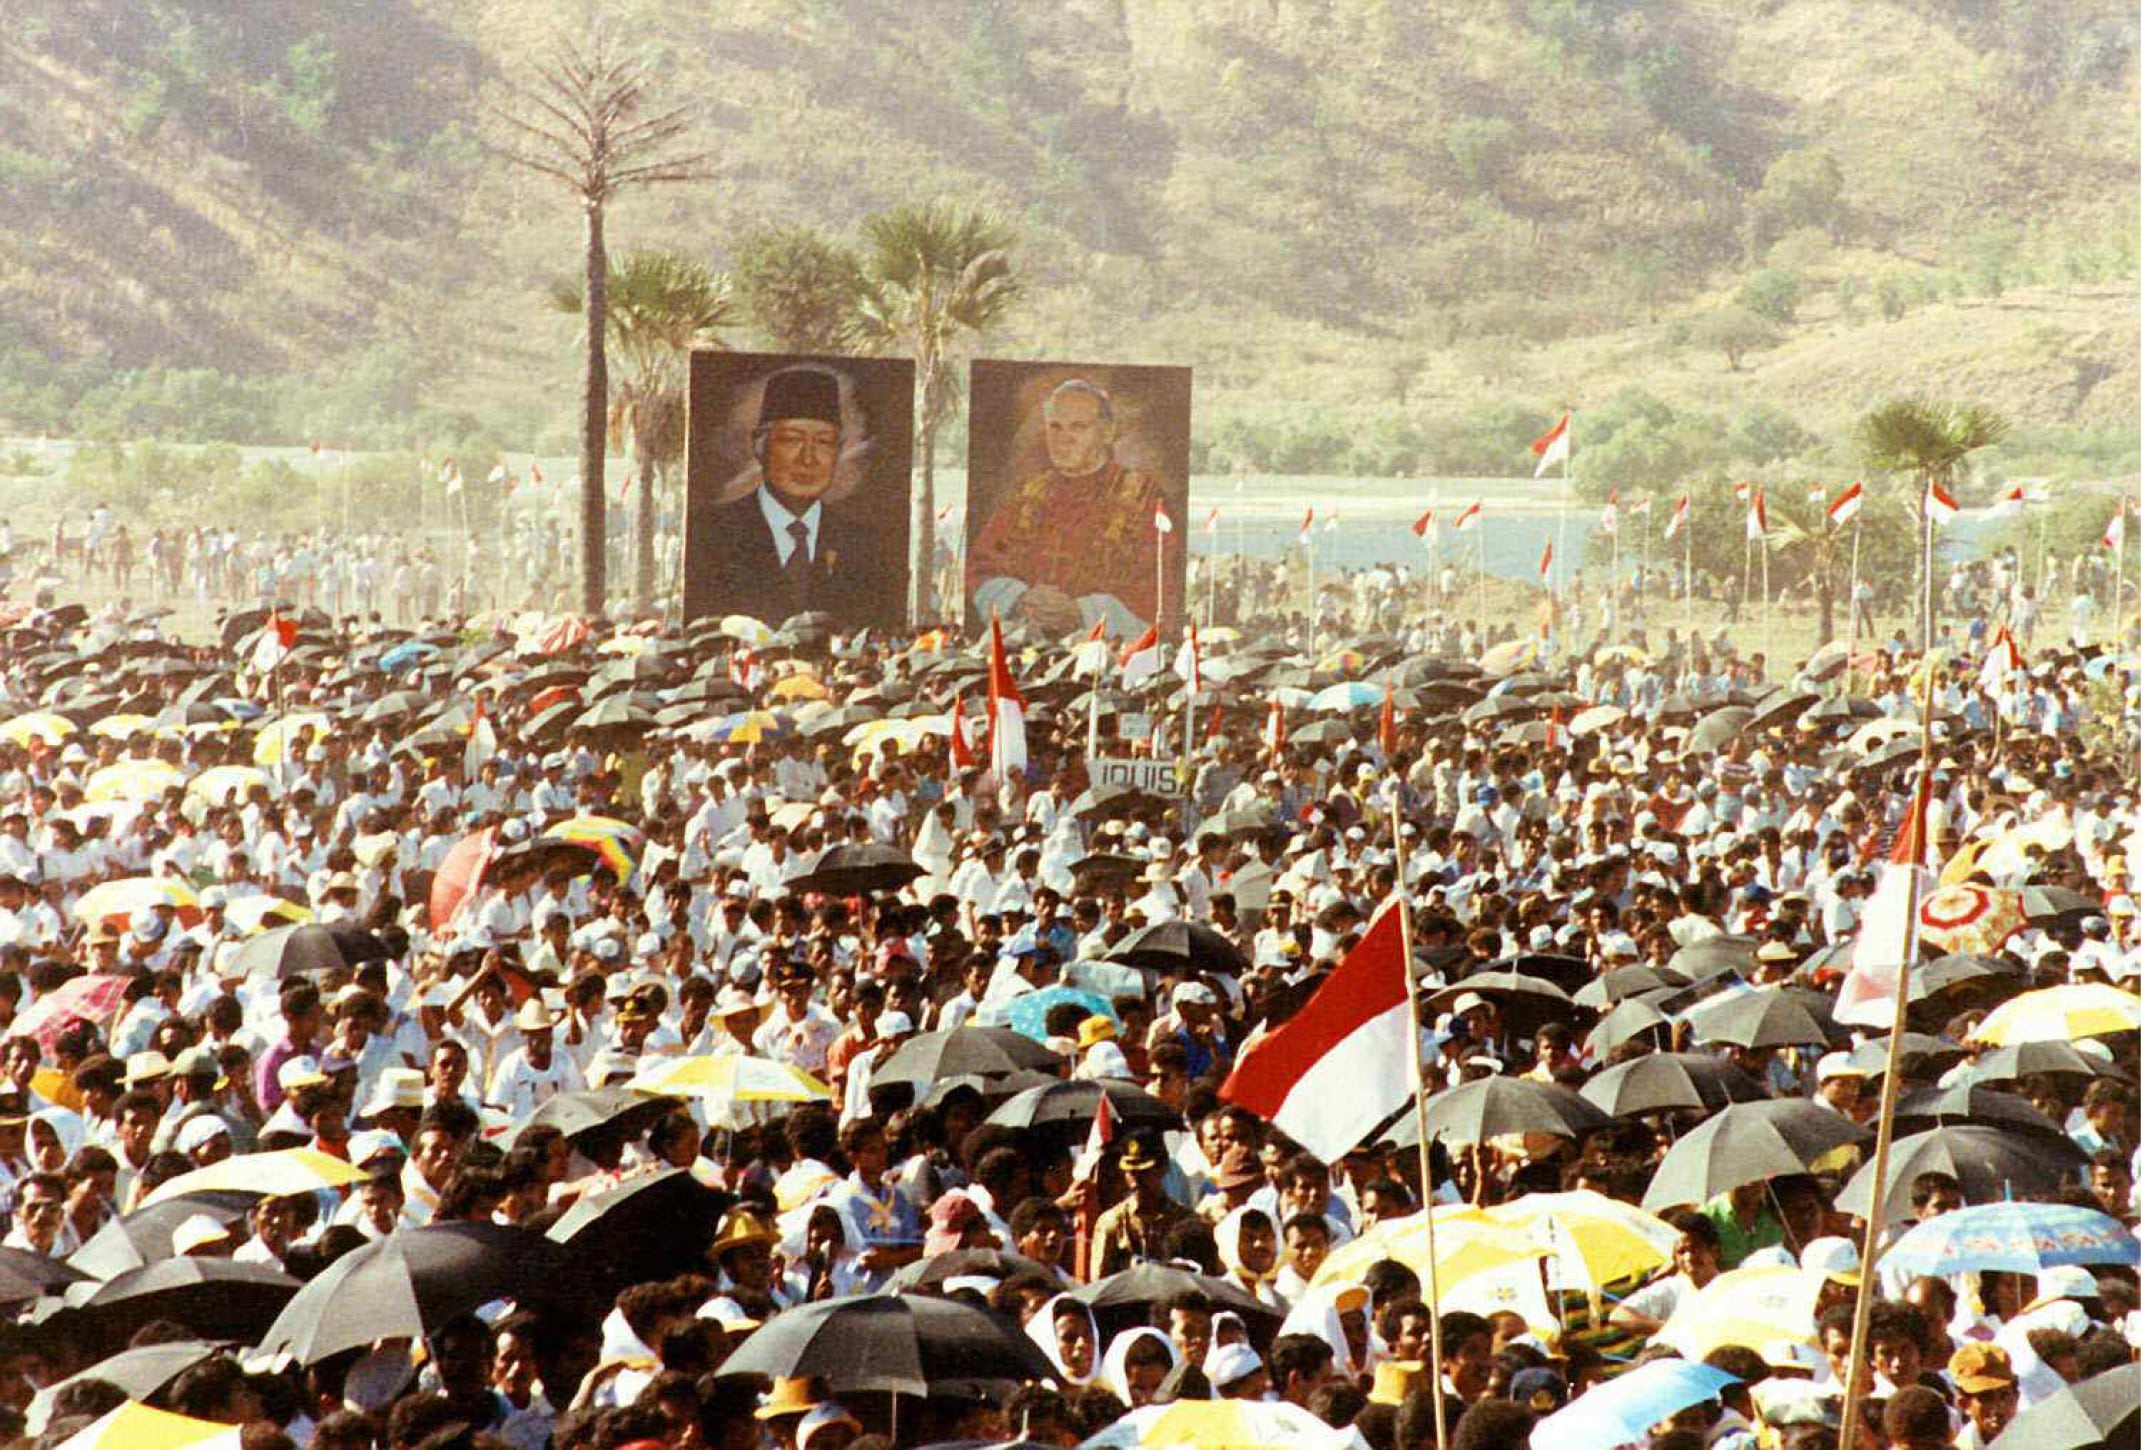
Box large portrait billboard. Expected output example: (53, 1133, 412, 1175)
(682, 351, 914, 628)
(964, 360, 1192, 637)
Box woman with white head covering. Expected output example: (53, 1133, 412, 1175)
(1026, 1292, 1100, 1386)
(1277, 1281, 1373, 1382)
(1096, 1326, 1177, 1407)
(1213, 1204, 1285, 1308)
(27, 1108, 85, 1173)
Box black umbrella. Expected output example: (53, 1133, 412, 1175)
(1290, 719, 1353, 746)
(1194, 805, 1277, 841)
(1391, 1078, 1609, 1148)
(1667, 936, 1760, 980)
(1426, 970, 1582, 1038)
(1579, 1053, 1768, 1117)
(258, 1223, 572, 1363)
(2020, 885, 2098, 923)
(32, 1340, 221, 1418)
(1834, 1126, 2088, 1221)
(1894, 1085, 2066, 1140)
(1844, 1033, 1968, 1078)
(0, 1246, 90, 1307)
(73, 1257, 297, 1351)
(1641, 1100, 1869, 1211)
(359, 690, 431, 723)
(1068, 853, 1149, 890)
(872, 1029, 1063, 1092)
(1068, 783, 1167, 822)
(1685, 707, 1755, 755)
(1582, 998, 1672, 1059)
(721, 1293, 1058, 1399)
(886, 1250, 1051, 1293)
(546, 1167, 733, 1295)
(1745, 690, 1821, 733)
(1073, 1263, 1283, 1329)
(232, 921, 392, 979)
(1913, 953, 2022, 1002)
(1687, 986, 1837, 1050)
(787, 843, 927, 897)
(519, 1088, 672, 1144)
(1969, 1041, 2128, 1084)
(1109, 920, 1249, 976)
(984, 1080, 1179, 1146)
(67, 1192, 259, 1280)
(1572, 965, 1688, 1009)
(1988, 1362, 2138, 1450)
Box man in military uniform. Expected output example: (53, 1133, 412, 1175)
(968, 379, 1182, 635)
(694, 366, 897, 627)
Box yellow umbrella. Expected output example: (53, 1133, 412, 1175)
(252, 712, 331, 767)
(544, 815, 644, 882)
(1312, 1204, 1543, 1292)
(54, 1403, 242, 1450)
(595, 635, 655, 656)
(629, 1055, 828, 1127)
(1475, 1190, 1677, 1292)
(186, 765, 277, 806)
(1970, 984, 2141, 1046)
(1653, 1263, 1819, 1359)
(1081, 1398, 1358, 1448)
(144, 1147, 370, 1207)
(0, 711, 75, 748)
(87, 713, 159, 740)
(1478, 637, 1539, 676)
(85, 758, 185, 802)
(73, 876, 200, 926)
(224, 895, 313, 934)
(719, 614, 774, 647)
(769, 673, 829, 702)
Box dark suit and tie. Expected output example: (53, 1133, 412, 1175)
(684, 366, 902, 628)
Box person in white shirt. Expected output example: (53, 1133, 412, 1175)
(488, 1001, 585, 1119)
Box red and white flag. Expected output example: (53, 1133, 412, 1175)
(1828, 482, 1864, 528)
(1298, 508, 1315, 541)
(1978, 626, 2024, 704)
(487, 463, 508, 486)
(948, 695, 975, 770)
(1745, 488, 1767, 542)
(1453, 501, 1482, 534)
(729, 648, 763, 691)
(529, 461, 545, 485)
(2105, 502, 2127, 551)
(1664, 495, 1691, 540)
(1377, 677, 1397, 754)
(1537, 540, 1554, 582)
(985, 614, 1027, 779)
(1411, 507, 1435, 539)
(250, 612, 300, 673)
(1598, 489, 1620, 536)
(1836, 772, 1936, 1030)
(1173, 622, 1201, 692)
(1531, 412, 1571, 477)
(1805, 484, 1827, 505)
(1205, 506, 1221, 533)
(1153, 503, 1174, 535)
(1924, 483, 1959, 527)
(1631, 495, 1653, 517)
(1264, 698, 1287, 759)
(1073, 1088, 1116, 1182)
(1118, 623, 1164, 690)
(1220, 902, 1416, 1159)
(1732, 480, 1753, 503)
(1987, 485, 2027, 520)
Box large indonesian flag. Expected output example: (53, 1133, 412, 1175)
(1837, 771, 1935, 1030)
(1220, 901, 1414, 1159)
(1531, 412, 1570, 476)
(986, 613, 1026, 779)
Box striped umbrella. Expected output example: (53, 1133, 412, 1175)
(544, 815, 644, 884)
(12, 975, 133, 1055)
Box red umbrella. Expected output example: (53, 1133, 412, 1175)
(14, 975, 133, 1055)
(429, 828, 498, 931)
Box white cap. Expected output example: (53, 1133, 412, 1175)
(170, 1213, 233, 1255)
(1205, 1341, 1265, 1389)
(1815, 1052, 1867, 1084)
(174, 1115, 232, 1154)
(1172, 981, 1218, 1008)
(876, 1010, 915, 1037)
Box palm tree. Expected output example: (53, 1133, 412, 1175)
(1858, 398, 2010, 648)
(553, 251, 734, 615)
(852, 203, 1022, 624)
(491, 25, 708, 615)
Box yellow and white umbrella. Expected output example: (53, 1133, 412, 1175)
(251, 712, 331, 768)
(84, 758, 185, 802)
(54, 1403, 242, 1450)
(628, 1055, 829, 1127)
(1312, 1204, 1544, 1293)
(144, 1147, 370, 1207)
(0, 711, 75, 748)
(1653, 1263, 1819, 1360)
(719, 614, 774, 648)
(73, 876, 200, 926)
(186, 764, 277, 806)
(224, 895, 313, 935)
(1079, 1398, 1358, 1448)
(87, 713, 160, 741)
(769, 672, 829, 702)
(1970, 984, 2141, 1046)
(1475, 1189, 1678, 1292)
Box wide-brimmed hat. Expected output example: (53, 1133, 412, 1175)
(754, 1374, 827, 1420)
(710, 1209, 780, 1259)
(360, 1068, 426, 1117)
(513, 999, 558, 1033)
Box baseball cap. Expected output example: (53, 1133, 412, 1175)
(1815, 1052, 1868, 1084)
(1205, 1341, 1264, 1390)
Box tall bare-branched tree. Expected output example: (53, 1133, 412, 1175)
(491, 26, 709, 616)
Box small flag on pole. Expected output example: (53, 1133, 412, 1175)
(1172, 622, 1201, 692)
(1745, 488, 1767, 541)
(1986, 485, 2027, 520)
(985, 614, 1027, 779)
(1924, 484, 1960, 527)
(948, 695, 975, 770)
(1298, 507, 1315, 541)
(1205, 506, 1221, 532)
(1598, 489, 1619, 536)
(1665, 495, 1691, 540)
(1411, 507, 1434, 539)
(1453, 502, 1482, 533)
(1118, 623, 1163, 689)
(1828, 482, 1864, 527)
(2105, 502, 2127, 551)
(1153, 503, 1174, 534)
(1530, 413, 1570, 476)
(1537, 540, 1554, 581)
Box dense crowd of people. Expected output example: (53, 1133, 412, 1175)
(0, 573, 2132, 1450)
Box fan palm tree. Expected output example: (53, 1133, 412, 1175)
(553, 251, 734, 614)
(1857, 398, 2010, 649)
(852, 203, 1022, 624)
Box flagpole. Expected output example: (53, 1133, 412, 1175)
(1385, 799, 1450, 1450)
(1640, 496, 1651, 626)
(1234, 477, 1246, 619)
(1610, 501, 1621, 643)
(1761, 530, 1772, 668)
(1557, 412, 1572, 613)
(1475, 520, 1488, 646)
(1156, 516, 1167, 643)
(1836, 663, 1938, 1450)
(1845, 512, 1864, 693)
(1307, 526, 1319, 660)
(1683, 501, 1694, 648)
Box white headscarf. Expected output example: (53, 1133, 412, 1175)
(1277, 1281, 1371, 1379)
(1026, 1292, 1100, 1386)
(1097, 1326, 1177, 1405)
(1213, 1205, 1283, 1306)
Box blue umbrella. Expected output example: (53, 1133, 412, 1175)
(380, 640, 440, 673)
(1004, 986, 1116, 1044)
(1884, 1202, 2141, 1280)
(1532, 1360, 1739, 1450)
(1308, 680, 1382, 712)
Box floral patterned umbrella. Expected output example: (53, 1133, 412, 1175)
(1915, 883, 2024, 956)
